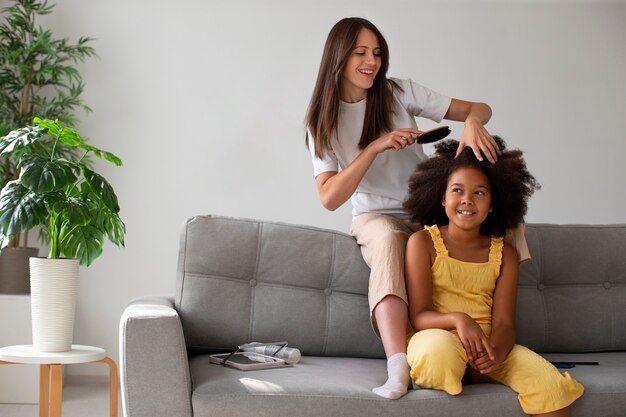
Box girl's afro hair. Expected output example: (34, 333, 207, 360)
(403, 136, 540, 236)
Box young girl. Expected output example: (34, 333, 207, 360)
(305, 17, 527, 400)
(403, 138, 584, 416)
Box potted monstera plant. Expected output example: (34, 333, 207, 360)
(0, 118, 125, 352)
(0, 0, 96, 294)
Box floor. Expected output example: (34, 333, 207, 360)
(0, 375, 122, 417)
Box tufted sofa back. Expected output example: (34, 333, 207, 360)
(516, 224, 626, 352)
(175, 215, 385, 357)
(175, 216, 626, 357)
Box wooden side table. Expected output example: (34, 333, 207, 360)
(0, 344, 118, 417)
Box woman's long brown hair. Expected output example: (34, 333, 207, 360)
(305, 17, 400, 159)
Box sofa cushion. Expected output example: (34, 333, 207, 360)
(188, 352, 626, 417)
(517, 224, 626, 352)
(175, 215, 385, 358)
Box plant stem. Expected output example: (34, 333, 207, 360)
(50, 129, 63, 162)
(48, 213, 60, 259)
(78, 150, 89, 164)
(20, 64, 33, 117)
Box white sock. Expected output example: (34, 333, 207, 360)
(373, 352, 410, 400)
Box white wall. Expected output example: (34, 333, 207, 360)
(8, 0, 625, 376)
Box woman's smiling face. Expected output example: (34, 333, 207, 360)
(340, 28, 381, 103)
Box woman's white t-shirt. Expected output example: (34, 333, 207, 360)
(308, 78, 451, 220)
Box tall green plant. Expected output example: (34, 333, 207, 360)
(0, 0, 96, 247)
(0, 118, 125, 266)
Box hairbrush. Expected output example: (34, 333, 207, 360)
(416, 126, 451, 144)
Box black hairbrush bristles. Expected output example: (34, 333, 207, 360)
(416, 126, 451, 144)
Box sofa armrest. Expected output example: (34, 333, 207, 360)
(119, 295, 192, 417)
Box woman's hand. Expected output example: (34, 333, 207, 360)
(444, 99, 499, 164)
(456, 118, 500, 164)
(454, 313, 495, 363)
(315, 128, 417, 211)
(367, 128, 420, 154)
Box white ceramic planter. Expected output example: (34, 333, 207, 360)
(29, 257, 79, 352)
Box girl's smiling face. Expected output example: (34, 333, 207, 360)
(442, 167, 493, 230)
(340, 28, 381, 103)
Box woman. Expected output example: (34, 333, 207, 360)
(305, 17, 513, 400)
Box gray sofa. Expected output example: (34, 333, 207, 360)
(119, 215, 626, 417)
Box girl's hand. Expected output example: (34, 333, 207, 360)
(473, 343, 506, 374)
(454, 313, 495, 362)
(455, 119, 500, 164)
(368, 128, 420, 154)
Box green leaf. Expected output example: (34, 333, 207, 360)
(82, 145, 123, 166)
(0, 181, 46, 236)
(92, 206, 125, 247)
(105, 212, 125, 247)
(0, 126, 44, 155)
(102, 151, 123, 166)
(52, 197, 90, 226)
(21, 156, 78, 193)
(82, 167, 119, 212)
(33, 118, 86, 147)
(60, 221, 104, 266)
